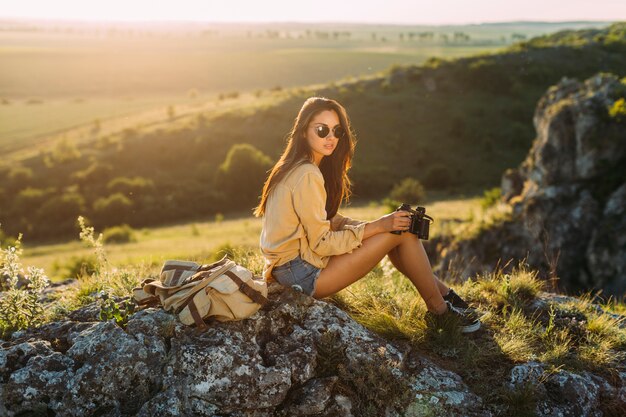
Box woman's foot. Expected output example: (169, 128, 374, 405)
(443, 288, 477, 314)
(426, 300, 481, 334)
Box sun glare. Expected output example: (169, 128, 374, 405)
(1, 0, 624, 24)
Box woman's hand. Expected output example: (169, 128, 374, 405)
(376, 210, 412, 233)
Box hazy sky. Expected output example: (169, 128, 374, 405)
(1, 0, 625, 24)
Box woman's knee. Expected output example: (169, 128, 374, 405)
(395, 231, 419, 245)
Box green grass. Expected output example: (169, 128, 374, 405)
(21, 194, 482, 282)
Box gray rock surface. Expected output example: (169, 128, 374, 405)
(437, 73, 626, 295)
(1, 283, 490, 416)
(508, 361, 626, 417)
(1, 283, 625, 416)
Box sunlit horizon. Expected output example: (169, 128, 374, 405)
(1, 0, 625, 25)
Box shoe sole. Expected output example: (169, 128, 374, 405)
(460, 321, 481, 333)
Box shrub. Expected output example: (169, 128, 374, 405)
(102, 224, 137, 244)
(215, 143, 273, 208)
(50, 138, 81, 164)
(51, 254, 99, 279)
(72, 161, 114, 185)
(92, 193, 133, 226)
(106, 176, 155, 196)
(7, 166, 34, 191)
(0, 234, 50, 338)
(389, 177, 426, 204)
(480, 187, 502, 211)
(14, 187, 55, 216)
(35, 192, 86, 236)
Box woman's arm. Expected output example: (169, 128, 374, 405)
(293, 172, 367, 257)
(331, 208, 412, 239)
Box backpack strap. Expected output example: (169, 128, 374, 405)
(187, 297, 208, 332)
(223, 271, 269, 305)
(197, 255, 230, 272)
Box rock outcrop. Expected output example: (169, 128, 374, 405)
(437, 73, 626, 295)
(1, 283, 491, 417)
(2, 283, 625, 416)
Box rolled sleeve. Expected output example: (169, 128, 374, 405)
(330, 212, 366, 230)
(292, 172, 365, 257)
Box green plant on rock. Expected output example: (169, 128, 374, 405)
(97, 290, 136, 328)
(61, 216, 143, 314)
(0, 234, 50, 337)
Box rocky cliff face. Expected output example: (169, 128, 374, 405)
(1, 283, 625, 416)
(438, 73, 626, 296)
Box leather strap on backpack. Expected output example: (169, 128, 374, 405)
(187, 298, 208, 332)
(224, 271, 269, 305)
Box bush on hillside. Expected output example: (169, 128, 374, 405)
(6, 166, 34, 192)
(389, 177, 426, 204)
(51, 254, 99, 279)
(34, 192, 86, 237)
(102, 224, 137, 244)
(13, 187, 56, 217)
(106, 176, 155, 197)
(92, 193, 133, 227)
(215, 143, 273, 208)
(72, 162, 114, 186)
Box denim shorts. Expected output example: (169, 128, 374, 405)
(272, 255, 322, 297)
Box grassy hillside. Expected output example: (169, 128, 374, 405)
(1, 23, 625, 242)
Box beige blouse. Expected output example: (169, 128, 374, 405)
(259, 161, 367, 282)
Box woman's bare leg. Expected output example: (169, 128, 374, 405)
(387, 245, 450, 296)
(313, 232, 447, 314)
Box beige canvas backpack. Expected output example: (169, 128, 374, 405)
(132, 255, 268, 331)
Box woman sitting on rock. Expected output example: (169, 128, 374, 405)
(253, 97, 480, 333)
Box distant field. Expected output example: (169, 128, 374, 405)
(20, 194, 482, 282)
(0, 39, 502, 153)
(2, 19, 610, 156)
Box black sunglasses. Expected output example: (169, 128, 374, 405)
(313, 124, 346, 139)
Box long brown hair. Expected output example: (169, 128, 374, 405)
(253, 96, 357, 219)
